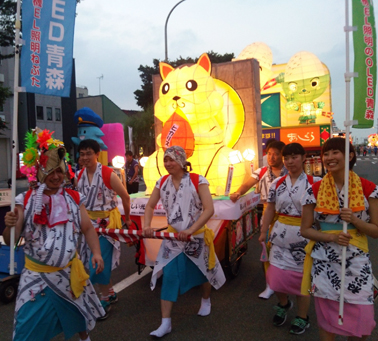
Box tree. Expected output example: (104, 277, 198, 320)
(124, 105, 156, 156)
(0, 0, 17, 60)
(134, 50, 235, 110)
(0, 86, 11, 133)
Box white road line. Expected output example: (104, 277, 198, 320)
(113, 267, 152, 293)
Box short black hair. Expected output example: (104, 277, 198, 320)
(267, 141, 285, 153)
(125, 151, 133, 157)
(321, 137, 356, 170)
(78, 139, 100, 153)
(264, 138, 277, 150)
(282, 143, 306, 157)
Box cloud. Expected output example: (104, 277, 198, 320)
(72, 0, 378, 140)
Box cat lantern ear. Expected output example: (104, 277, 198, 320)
(160, 62, 175, 81)
(197, 53, 211, 75)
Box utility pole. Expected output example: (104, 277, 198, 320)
(97, 74, 104, 95)
(165, 0, 186, 62)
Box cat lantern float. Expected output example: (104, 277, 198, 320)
(143, 53, 247, 195)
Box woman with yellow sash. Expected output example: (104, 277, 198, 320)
(3, 131, 105, 341)
(259, 143, 321, 335)
(300, 138, 378, 340)
(143, 146, 226, 338)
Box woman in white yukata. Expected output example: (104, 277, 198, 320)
(259, 143, 321, 335)
(143, 146, 226, 338)
(301, 138, 378, 341)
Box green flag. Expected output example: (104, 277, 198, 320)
(352, 0, 377, 128)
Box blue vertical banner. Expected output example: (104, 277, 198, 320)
(21, 0, 77, 97)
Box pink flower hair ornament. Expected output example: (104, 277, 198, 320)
(20, 165, 37, 182)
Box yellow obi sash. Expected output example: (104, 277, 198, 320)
(301, 223, 369, 296)
(87, 207, 122, 229)
(167, 225, 216, 270)
(25, 253, 89, 298)
(277, 214, 301, 226)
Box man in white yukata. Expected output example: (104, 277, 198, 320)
(230, 140, 287, 299)
(76, 139, 132, 319)
(4, 132, 105, 341)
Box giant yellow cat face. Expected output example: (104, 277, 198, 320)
(155, 54, 224, 124)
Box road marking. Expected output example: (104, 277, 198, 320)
(113, 267, 152, 293)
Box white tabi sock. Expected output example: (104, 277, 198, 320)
(197, 297, 211, 316)
(258, 283, 275, 300)
(150, 317, 172, 338)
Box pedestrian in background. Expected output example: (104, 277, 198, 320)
(125, 151, 139, 194)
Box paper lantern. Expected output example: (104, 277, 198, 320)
(139, 156, 149, 168)
(243, 149, 255, 162)
(112, 155, 125, 169)
(281, 51, 330, 125)
(143, 53, 247, 195)
(368, 134, 378, 146)
(234, 42, 273, 90)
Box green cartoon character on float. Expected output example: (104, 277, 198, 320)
(281, 51, 330, 125)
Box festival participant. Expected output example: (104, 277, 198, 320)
(262, 138, 277, 167)
(125, 150, 139, 194)
(259, 143, 321, 334)
(230, 140, 287, 299)
(301, 138, 378, 340)
(76, 139, 132, 319)
(3, 133, 105, 341)
(75, 156, 84, 177)
(143, 146, 226, 338)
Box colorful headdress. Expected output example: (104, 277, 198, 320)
(21, 128, 67, 184)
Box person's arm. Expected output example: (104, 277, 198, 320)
(79, 205, 104, 274)
(230, 177, 258, 203)
(110, 172, 131, 226)
(177, 184, 214, 241)
(129, 164, 139, 184)
(3, 205, 24, 246)
(142, 186, 161, 237)
(339, 197, 378, 239)
(300, 204, 351, 246)
(258, 202, 276, 243)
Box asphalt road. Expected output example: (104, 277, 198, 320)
(1, 157, 378, 340)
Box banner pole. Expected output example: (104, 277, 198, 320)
(339, 0, 354, 325)
(9, 0, 22, 276)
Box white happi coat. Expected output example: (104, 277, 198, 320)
(150, 173, 226, 290)
(301, 182, 378, 305)
(267, 172, 321, 272)
(77, 163, 121, 269)
(14, 190, 104, 330)
(252, 165, 288, 203)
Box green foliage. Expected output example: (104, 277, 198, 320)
(124, 105, 155, 155)
(0, 84, 11, 134)
(134, 51, 235, 110)
(0, 0, 17, 60)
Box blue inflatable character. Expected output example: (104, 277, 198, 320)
(71, 107, 108, 150)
